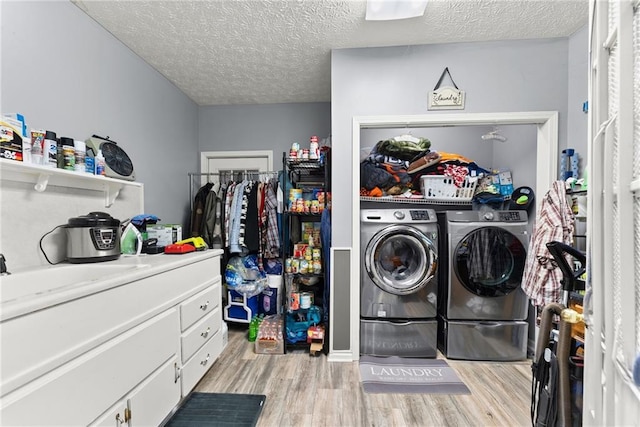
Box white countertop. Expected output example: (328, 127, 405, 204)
(0, 249, 223, 321)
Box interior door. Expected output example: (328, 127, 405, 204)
(585, 1, 640, 424)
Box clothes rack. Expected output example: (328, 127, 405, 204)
(188, 171, 280, 210)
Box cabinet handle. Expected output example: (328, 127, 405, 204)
(200, 353, 210, 366)
(115, 413, 123, 427)
(199, 301, 209, 311)
(201, 327, 210, 338)
(174, 362, 181, 383)
(124, 407, 131, 423)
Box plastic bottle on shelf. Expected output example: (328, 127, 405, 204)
(44, 130, 58, 168)
(95, 149, 106, 176)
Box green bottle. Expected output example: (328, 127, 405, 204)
(248, 317, 258, 342)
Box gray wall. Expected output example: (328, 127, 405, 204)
(567, 25, 589, 178)
(1, 1, 198, 226)
(198, 103, 331, 161)
(332, 38, 572, 247)
(331, 37, 575, 352)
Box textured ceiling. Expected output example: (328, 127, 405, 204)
(73, 0, 589, 106)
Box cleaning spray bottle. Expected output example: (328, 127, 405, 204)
(95, 149, 106, 176)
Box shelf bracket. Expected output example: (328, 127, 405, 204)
(104, 183, 123, 207)
(34, 173, 51, 192)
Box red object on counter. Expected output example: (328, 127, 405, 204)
(164, 243, 196, 254)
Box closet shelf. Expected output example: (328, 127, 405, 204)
(360, 196, 472, 206)
(284, 211, 323, 216)
(286, 158, 323, 170)
(0, 159, 141, 207)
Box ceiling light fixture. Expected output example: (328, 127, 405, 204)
(365, 0, 429, 21)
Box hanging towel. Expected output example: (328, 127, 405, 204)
(521, 181, 575, 306)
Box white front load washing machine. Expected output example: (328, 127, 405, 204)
(360, 208, 438, 357)
(439, 210, 529, 361)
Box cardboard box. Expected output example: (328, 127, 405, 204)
(307, 325, 325, 356)
(147, 224, 182, 246)
(255, 338, 284, 354)
(0, 121, 23, 162)
(498, 170, 514, 196)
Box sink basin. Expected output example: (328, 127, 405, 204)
(0, 263, 150, 303)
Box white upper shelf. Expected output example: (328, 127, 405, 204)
(0, 159, 142, 207)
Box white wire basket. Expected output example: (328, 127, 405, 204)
(420, 175, 477, 202)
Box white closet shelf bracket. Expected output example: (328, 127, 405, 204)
(34, 172, 51, 192)
(104, 183, 123, 207)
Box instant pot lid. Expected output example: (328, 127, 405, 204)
(67, 211, 120, 227)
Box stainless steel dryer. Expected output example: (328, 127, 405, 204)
(439, 210, 529, 361)
(360, 208, 438, 358)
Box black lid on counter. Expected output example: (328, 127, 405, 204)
(67, 211, 120, 227)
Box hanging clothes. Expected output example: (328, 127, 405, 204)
(189, 173, 281, 258)
(224, 181, 236, 249)
(190, 182, 213, 238)
(228, 180, 247, 254)
(244, 182, 260, 253)
(264, 181, 280, 258)
(201, 185, 219, 248)
(521, 181, 575, 307)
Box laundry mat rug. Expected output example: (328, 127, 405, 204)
(165, 392, 266, 427)
(359, 356, 471, 394)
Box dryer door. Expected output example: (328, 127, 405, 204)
(453, 226, 526, 297)
(365, 225, 438, 295)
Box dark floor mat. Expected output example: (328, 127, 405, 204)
(165, 392, 266, 427)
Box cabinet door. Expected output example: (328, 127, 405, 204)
(0, 309, 178, 426)
(90, 399, 128, 427)
(127, 357, 180, 427)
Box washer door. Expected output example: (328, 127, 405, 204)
(453, 226, 526, 297)
(365, 225, 437, 295)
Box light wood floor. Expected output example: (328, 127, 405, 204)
(195, 324, 533, 427)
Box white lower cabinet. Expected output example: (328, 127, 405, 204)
(178, 283, 223, 397)
(0, 252, 224, 427)
(91, 357, 180, 427)
(1, 309, 178, 426)
(181, 329, 223, 394)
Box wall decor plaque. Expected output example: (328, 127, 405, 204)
(428, 67, 465, 110)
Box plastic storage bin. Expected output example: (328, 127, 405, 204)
(224, 289, 258, 323)
(421, 175, 476, 202)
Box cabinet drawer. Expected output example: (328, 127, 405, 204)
(180, 282, 221, 331)
(181, 330, 223, 395)
(0, 309, 178, 427)
(1, 257, 219, 395)
(181, 307, 221, 363)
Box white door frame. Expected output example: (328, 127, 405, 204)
(345, 111, 558, 361)
(199, 150, 273, 187)
(200, 150, 273, 173)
